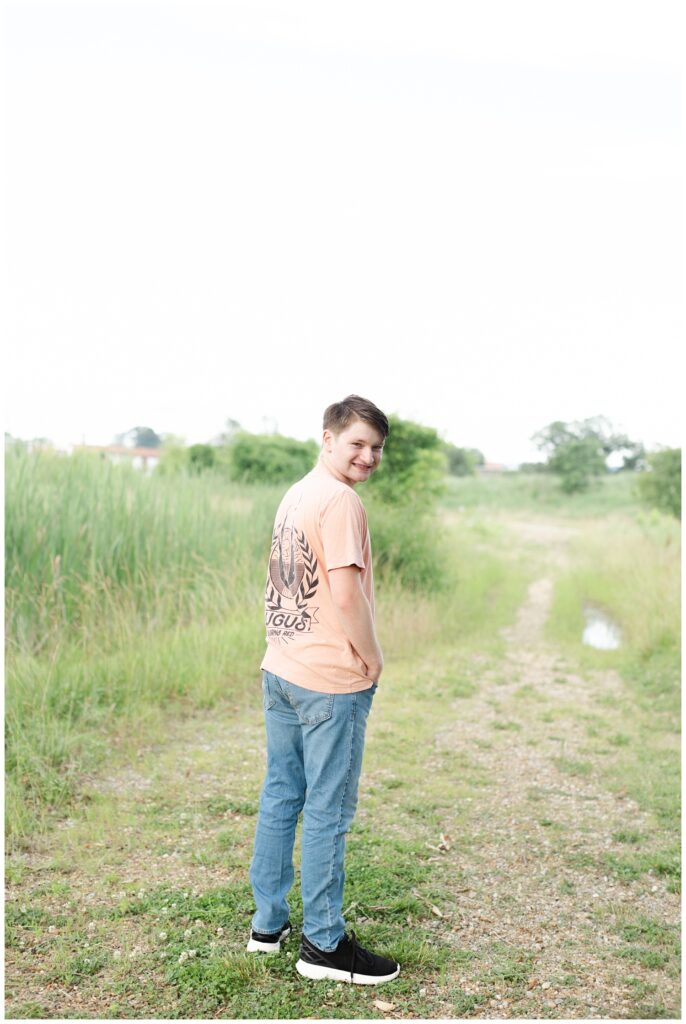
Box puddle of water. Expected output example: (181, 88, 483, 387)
(582, 605, 622, 650)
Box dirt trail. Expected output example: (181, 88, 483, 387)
(432, 519, 680, 1018)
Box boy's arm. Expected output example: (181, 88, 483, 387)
(329, 565, 383, 682)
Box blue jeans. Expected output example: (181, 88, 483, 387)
(249, 671, 377, 951)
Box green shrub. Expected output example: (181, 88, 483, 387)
(357, 416, 449, 591)
(550, 437, 606, 493)
(637, 448, 681, 519)
(367, 499, 448, 591)
(363, 415, 446, 507)
(229, 433, 317, 484)
(187, 444, 216, 473)
(443, 443, 484, 476)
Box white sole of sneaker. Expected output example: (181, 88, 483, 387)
(295, 958, 400, 985)
(246, 926, 291, 953)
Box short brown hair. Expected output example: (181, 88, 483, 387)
(323, 395, 389, 440)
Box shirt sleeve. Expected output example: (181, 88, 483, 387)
(320, 490, 367, 572)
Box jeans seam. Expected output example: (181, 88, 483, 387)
(250, 675, 304, 935)
(324, 694, 357, 948)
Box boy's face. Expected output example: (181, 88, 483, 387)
(322, 418, 385, 488)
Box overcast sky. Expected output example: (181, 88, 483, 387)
(4, 0, 684, 464)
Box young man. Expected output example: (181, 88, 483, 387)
(247, 395, 400, 986)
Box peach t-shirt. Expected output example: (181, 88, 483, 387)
(260, 461, 375, 694)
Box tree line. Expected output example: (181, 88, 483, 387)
(7, 413, 680, 520)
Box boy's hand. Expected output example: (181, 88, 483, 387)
(365, 656, 384, 683)
(329, 565, 384, 681)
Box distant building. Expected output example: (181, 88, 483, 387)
(73, 444, 161, 471)
(477, 461, 511, 474)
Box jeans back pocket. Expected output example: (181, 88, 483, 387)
(288, 686, 334, 726)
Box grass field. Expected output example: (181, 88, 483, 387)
(4, 454, 681, 1018)
(443, 470, 643, 516)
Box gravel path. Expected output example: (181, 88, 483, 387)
(430, 521, 680, 1018)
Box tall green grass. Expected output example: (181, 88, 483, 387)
(5, 447, 283, 650)
(6, 449, 288, 839)
(9, 449, 509, 842)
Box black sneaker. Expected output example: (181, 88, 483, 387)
(296, 930, 400, 985)
(246, 921, 292, 953)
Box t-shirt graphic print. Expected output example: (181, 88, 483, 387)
(266, 513, 320, 643)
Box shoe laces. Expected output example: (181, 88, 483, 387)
(347, 930, 374, 980)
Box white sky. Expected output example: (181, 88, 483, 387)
(4, 0, 684, 464)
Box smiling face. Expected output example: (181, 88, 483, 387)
(320, 417, 385, 488)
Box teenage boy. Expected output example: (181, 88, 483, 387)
(247, 395, 400, 986)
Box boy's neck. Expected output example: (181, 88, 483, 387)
(316, 453, 356, 489)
